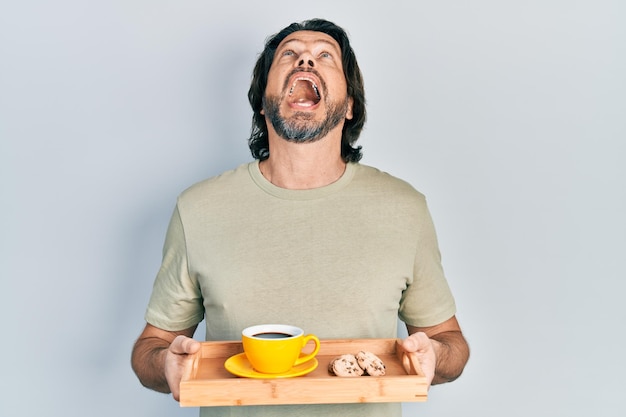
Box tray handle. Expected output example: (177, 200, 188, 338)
(395, 339, 425, 377)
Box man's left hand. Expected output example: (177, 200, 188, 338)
(401, 331, 439, 387)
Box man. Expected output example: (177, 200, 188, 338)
(132, 18, 469, 417)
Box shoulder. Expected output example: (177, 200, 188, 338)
(352, 163, 426, 203)
(178, 162, 253, 204)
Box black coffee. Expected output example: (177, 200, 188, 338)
(253, 332, 293, 339)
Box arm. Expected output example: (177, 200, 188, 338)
(402, 315, 469, 386)
(131, 323, 200, 401)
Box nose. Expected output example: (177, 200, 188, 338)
(298, 58, 314, 68)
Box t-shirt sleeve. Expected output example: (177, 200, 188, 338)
(398, 198, 457, 327)
(144, 204, 204, 331)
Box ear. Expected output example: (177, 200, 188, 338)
(345, 97, 354, 120)
(260, 108, 265, 115)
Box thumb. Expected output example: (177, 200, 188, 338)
(403, 331, 428, 352)
(169, 335, 201, 355)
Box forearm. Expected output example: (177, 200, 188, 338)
(131, 337, 171, 393)
(429, 330, 470, 384)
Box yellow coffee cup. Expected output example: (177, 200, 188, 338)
(242, 324, 320, 374)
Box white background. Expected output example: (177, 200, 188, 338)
(1, 1, 624, 416)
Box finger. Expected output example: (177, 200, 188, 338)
(402, 331, 427, 352)
(183, 338, 201, 354)
(170, 335, 200, 355)
(172, 386, 181, 402)
(402, 337, 418, 352)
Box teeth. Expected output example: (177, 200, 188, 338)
(289, 77, 320, 98)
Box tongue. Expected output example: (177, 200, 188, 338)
(290, 80, 319, 105)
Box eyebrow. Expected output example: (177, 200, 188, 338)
(279, 37, 340, 52)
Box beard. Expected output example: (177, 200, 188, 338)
(263, 94, 349, 143)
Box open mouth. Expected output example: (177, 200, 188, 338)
(288, 76, 321, 107)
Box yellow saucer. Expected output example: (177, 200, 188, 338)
(224, 353, 318, 379)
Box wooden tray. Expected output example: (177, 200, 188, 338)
(180, 338, 428, 407)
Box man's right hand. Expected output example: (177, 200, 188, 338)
(164, 335, 201, 401)
(131, 323, 199, 400)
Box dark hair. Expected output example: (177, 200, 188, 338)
(248, 18, 366, 162)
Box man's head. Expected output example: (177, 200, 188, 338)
(248, 19, 366, 162)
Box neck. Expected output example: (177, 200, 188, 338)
(259, 135, 347, 190)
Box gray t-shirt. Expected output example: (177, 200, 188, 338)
(146, 161, 456, 417)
